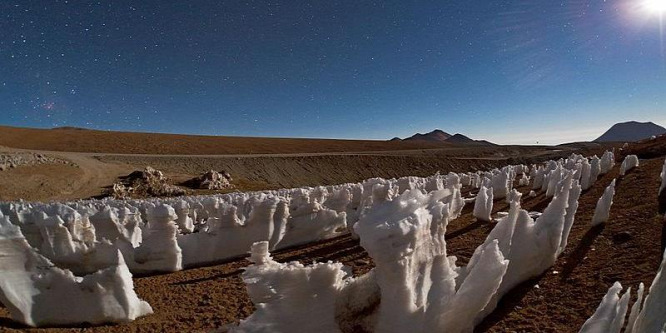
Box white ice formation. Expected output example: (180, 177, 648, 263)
(579, 282, 631, 333)
(233, 168, 581, 332)
(1, 153, 604, 278)
(0, 211, 152, 327)
(0, 153, 602, 329)
(234, 188, 508, 333)
(473, 186, 493, 222)
(532, 165, 545, 190)
(600, 150, 615, 175)
(619, 155, 639, 176)
(581, 158, 592, 191)
(491, 167, 512, 200)
(590, 156, 602, 187)
(581, 247, 666, 333)
(659, 160, 666, 195)
(132, 204, 183, 273)
(518, 174, 530, 187)
(591, 180, 616, 226)
(0, 172, 470, 274)
(580, 151, 616, 192)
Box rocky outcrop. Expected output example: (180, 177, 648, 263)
(189, 170, 233, 190)
(110, 167, 186, 199)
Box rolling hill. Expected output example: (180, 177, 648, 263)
(394, 129, 494, 145)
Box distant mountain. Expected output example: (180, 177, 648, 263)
(445, 133, 475, 144)
(594, 121, 666, 142)
(52, 126, 90, 131)
(403, 129, 452, 142)
(392, 129, 494, 145)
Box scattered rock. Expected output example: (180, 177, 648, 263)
(188, 170, 233, 190)
(109, 166, 186, 199)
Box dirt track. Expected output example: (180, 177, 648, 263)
(0, 148, 132, 202)
(0, 142, 607, 202)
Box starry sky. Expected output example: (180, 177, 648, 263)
(1, 1, 666, 144)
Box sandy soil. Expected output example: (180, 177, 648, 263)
(0, 141, 610, 202)
(0, 125, 613, 202)
(1, 153, 663, 332)
(0, 148, 133, 202)
(0, 125, 454, 155)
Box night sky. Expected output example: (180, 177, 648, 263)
(1, 1, 665, 144)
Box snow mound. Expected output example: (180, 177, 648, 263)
(518, 174, 530, 186)
(473, 173, 580, 321)
(579, 282, 631, 333)
(3, 157, 598, 277)
(473, 186, 493, 222)
(234, 241, 349, 332)
(657, 161, 666, 214)
(591, 180, 616, 226)
(582, 246, 666, 333)
(132, 204, 183, 273)
(659, 158, 665, 196)
(600, 150, 615, 175)
(0, 211, 153, 327)
(619, 155, 639, 176)
(235, 188, 507, 332)
(581, 159, 592, 191)
(234, 170, 581, 332)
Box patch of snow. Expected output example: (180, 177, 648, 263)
(579, 282, 630, 333)
(591, 180, 616, 226)
(659, 160, 666, 194)
(473, 186, 493, 222)
(600, 150, 615, 175)
(583, 247, 666, 333)
(233, 169, 581, 332)
(0, 211, 152, 327)
(619, 155, 639, 176)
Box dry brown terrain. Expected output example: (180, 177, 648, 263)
(1, 144, 663, 332)
(0, 146, 600, 202)
(0, 125, 451, 155)
(3, 125, 659, 332)
(0, 126, 610, 202)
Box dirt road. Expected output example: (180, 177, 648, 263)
(0, 142, 597, 202)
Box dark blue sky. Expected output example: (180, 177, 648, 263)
(1, 1, 665, 144)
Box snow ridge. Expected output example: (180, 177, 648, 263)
(234, 169, 581, 332)
(0, 211, 153, 327)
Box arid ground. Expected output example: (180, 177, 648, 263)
(2, 126, 664, 332)
(0, 126, 605, 202)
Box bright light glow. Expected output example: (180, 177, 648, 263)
(644, 0, 666, 14)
